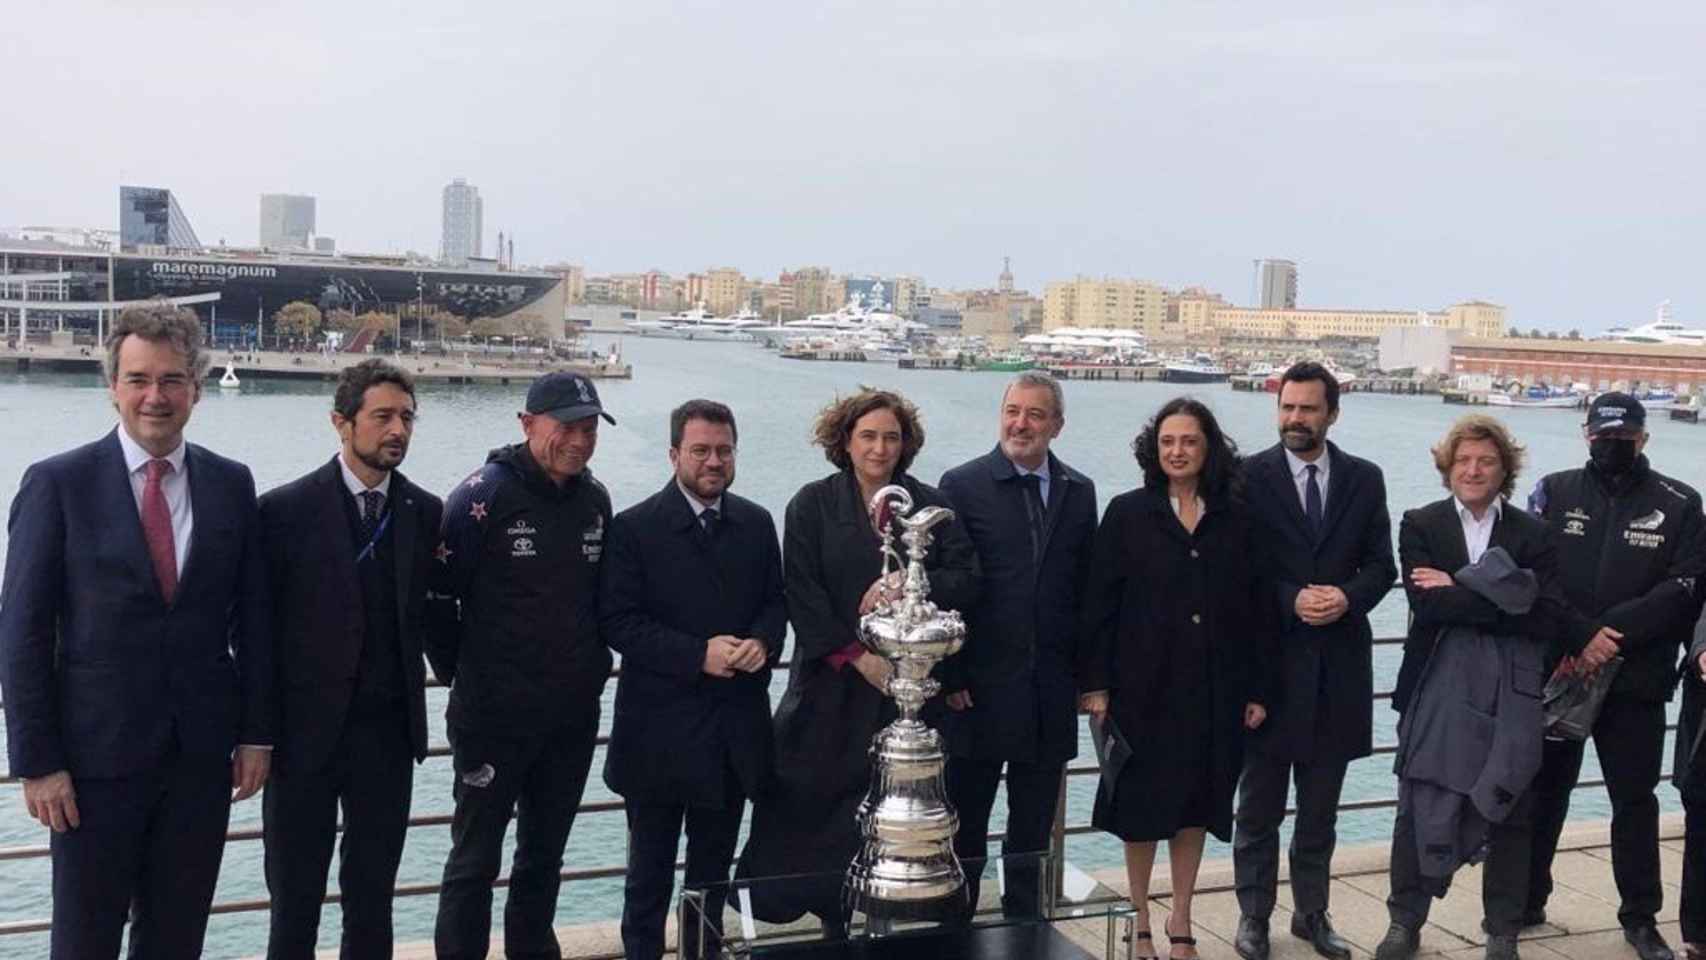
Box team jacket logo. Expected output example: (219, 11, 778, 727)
(1629, 509, 1666, 531)
(582, 514, 605, 563)
(512, 535, 537, 558)
(1564, 519, 1586, 536)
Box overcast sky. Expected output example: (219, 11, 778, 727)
(3, 1, 1701, 331)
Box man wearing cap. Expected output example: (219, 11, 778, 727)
(427, 371, 617, 960)
(1523, 392, 1706, 960)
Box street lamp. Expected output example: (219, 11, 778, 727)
(416, 274, 425, 352)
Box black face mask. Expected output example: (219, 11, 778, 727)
(1589, 436, 1639, 475)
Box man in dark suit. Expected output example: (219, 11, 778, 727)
(1233, 361, 1397, 960)
(0, 301, 274, 958)
(259, 359, 444, 959)
(600, 399, 786, 960)
(937, 372, 1097, 919)
(1376, 415, 1592, 960)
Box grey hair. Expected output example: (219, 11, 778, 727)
(103, 298, 209, 383)
(1004, 370, 1065, 420)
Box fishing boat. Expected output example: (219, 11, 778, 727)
(1486, 384, 1585, 409)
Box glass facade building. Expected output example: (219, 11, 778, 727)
(119, 186, 202, 251)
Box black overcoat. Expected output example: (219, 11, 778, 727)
(1241, 442, 1396, 764)
(936, 446, 1097, 765)
(736, 469, 978, 921)
(599, 480, 787, 807)
(1075, 487, 1277, 841)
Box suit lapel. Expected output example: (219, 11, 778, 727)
(98, 431, 160, 602)
(391, 472, 418, 637)
(175, 445, 214, 602)
(1316, 444, 1356, 547)
(1435, 498, 1472, 573)
(1265, 447, 1312, 542)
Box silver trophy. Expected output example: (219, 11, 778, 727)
(845, 485, 969, 919)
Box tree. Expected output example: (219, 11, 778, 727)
(514, 316, 550, 342)
(1567, 328, 1582, 340)
(1527, 327, 1543, 339)
(436, 311, 470, 339)
(1545, 330, 1559, 339)
(355, 310, 394, 333)
(273, 301, 323, 341)
(1507, 327, 1522, 338)
(326, 308, 362, 333)
(469, 316, 505, 338)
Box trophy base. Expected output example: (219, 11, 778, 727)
(743, 920, 1097, 959)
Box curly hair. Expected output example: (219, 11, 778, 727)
(1131, 396, 1242, 499)
(811, 387, 925, 476)
(1432, 414, 1525, 500)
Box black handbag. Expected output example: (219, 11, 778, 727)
(1542, 655, 1624, 741)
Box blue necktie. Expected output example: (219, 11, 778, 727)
(1305, 464, 1324, 537)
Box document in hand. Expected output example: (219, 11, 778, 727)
(1089, 714, 1133, 804)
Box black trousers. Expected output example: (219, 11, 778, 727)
(1387, 787, 1535, 935)
(1526, 695, 1665, 929)
(1681, 796, 1706, 943)
(263, 703, 415, 960)
(621, 768, 746, 960)
(1233, 752, 1349, 918)
(947, 755, 1064, 920)
(49, 749, 232, 959)
(433, 717, 599, 960)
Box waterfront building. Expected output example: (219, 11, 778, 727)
(1042, 276, 1168, 335)
(119, 185, 201, 251)
(441, 179, 484, 264)
(998, 256, 1015, 294)
(705, 266, 745, 315)
(890, 275, 925, 316)
(1451, 337, 1706, 392)
(1259, 258, 1298, 309)
(259, 194, 316, 250)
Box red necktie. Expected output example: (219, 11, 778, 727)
(141, 459, 178, 603)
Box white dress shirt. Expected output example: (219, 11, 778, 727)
(116, 426, 192, 576)
(1455, 496, 1502, 565)
(1284, 447, 1329, 515)
(676, 479, 723, 520)
(338, 452, 393, 501)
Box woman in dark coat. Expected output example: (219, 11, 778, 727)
(1077, 397, 1277, 960)
(737, 387, 979, 930)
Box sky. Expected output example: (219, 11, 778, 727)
(2, 0, 1702, 332)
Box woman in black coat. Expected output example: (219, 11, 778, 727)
(736, 387, 979, 931)
(1078, 397, 1277, 960)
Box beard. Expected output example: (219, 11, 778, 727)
(1280, 426, 1320, 453)
(354, 439, 406, 473)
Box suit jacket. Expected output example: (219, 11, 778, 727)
(0, 429, 274, 780)
(1392, 497, 1586, 715)
(1243, 441, 1396, 763)
(937, 446, 1097, 764)
(258, 457, 444, 775)
(600, 480, 786, 806)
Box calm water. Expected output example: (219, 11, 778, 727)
(1, 335, 1700, 956)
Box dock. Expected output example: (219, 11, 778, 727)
(0, 342, 632, 383)
(1043, 364, 1165, 382)
(374, 815, 1687, 959)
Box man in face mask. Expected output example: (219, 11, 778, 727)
(1522, 391, 1706, 960)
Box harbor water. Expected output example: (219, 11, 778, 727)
(0, 334, 1699, 956)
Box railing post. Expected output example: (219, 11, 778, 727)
(1049, 761, 1068, 914)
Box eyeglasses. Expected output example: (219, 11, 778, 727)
(117, 373, 194, 393)
(681, 445, 736, 462)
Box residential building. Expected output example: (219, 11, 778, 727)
(441, 178, 483, 264)
(1042, 276, 1168, 335)
(1258, 259, 1298, 309)
(705, 266, 744, 315)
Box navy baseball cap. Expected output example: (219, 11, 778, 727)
(1585, 391, 1645, 434)
(526, 372, 616, 425)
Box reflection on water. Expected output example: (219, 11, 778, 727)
(0, 336, 1696, 955)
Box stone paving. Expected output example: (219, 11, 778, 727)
(386, 814, 1688, 959)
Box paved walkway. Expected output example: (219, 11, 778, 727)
(387, 815, 1689, 959)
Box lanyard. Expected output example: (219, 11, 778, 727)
(356, 509, 393, 564)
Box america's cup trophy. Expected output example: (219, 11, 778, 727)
(844, 484, 969, 920)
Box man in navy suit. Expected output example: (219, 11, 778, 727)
(937, 371, 1097, 920)
(1232, 361, 1396, 960)
(259, 359, 444, 959)
(0, 300, 274, 958)
(600, 399, 786, 960)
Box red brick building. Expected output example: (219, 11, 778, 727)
(1451, 338, 1706, 392)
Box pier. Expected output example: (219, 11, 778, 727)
(1043, 364, 1166, 382)
(0, 340, 632, 383)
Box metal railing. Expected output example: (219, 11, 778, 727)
(0, 633, 1678, 942)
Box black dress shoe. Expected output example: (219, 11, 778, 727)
(1374, 923, 1420, 960)
(1521, 906, 1546, 928)
(1234, 915, 1270, 960)
(1290, 911, 1352, 960)
(1625, 923, 1677, 960)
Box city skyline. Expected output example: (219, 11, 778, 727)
(3, 1, 1702, 331)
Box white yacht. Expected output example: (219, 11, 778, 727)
(747, 297, 927, 348)
(1598, 301, 1706, 346)
(625, 303, 759, 341)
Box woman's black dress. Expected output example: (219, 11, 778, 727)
(1076, 487, 1276, 843)
(736, 469, 979, 922)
